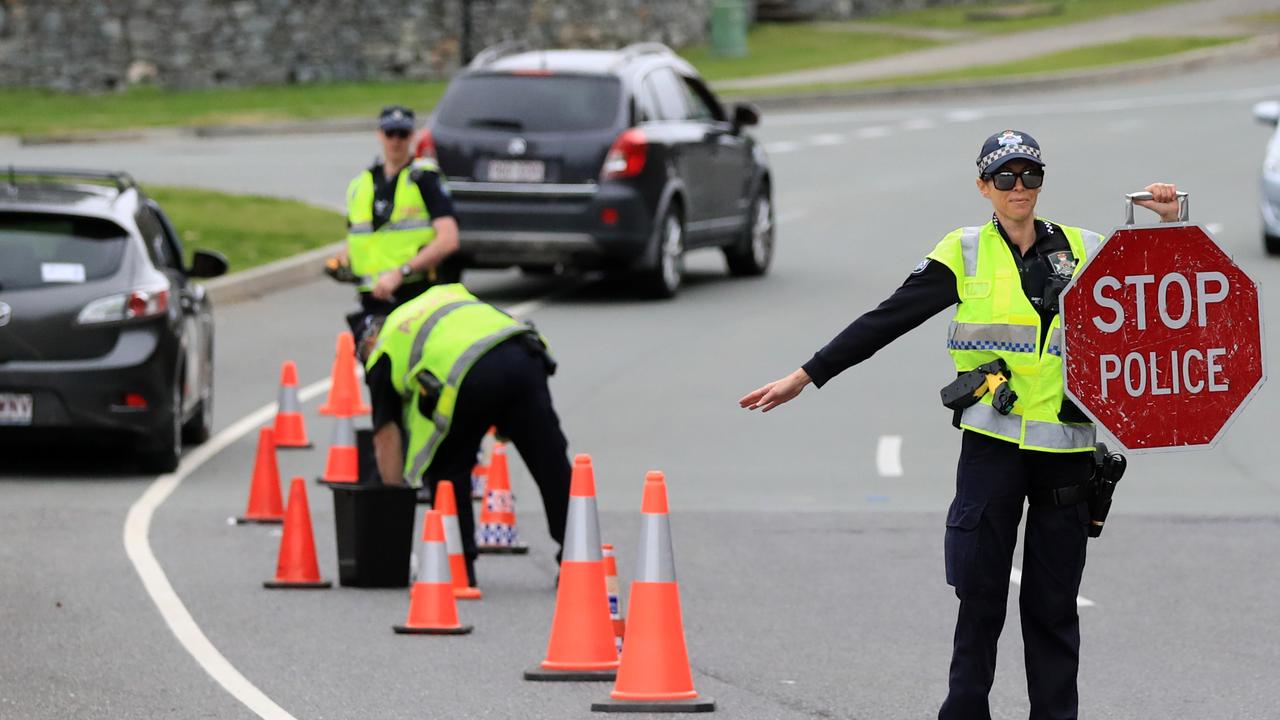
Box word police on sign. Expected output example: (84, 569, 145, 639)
(1061, 193, 1266, 452)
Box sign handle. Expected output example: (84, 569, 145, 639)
(1124, 190, 1189, 225)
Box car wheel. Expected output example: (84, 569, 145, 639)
(724, 187, 774, 277)
(638, 209, 684, 299)
(1266, 233, 1280, 255)
(139, 379, 182, 474)
(182, 362, 213, 445)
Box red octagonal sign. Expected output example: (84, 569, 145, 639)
(1061, 224, 1266, 452)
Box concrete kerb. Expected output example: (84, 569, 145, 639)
(203, 240, 345, 306)
(725, 34, 1280, 112)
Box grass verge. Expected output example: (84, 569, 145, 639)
(868, 0, 1196, 34)
(678, 24, 937, 81)
(722, 35, 1241, 97)
(143, 185, 343, 274)
(0, 81, 446, 137)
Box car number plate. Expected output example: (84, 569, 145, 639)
(487, 160, 545, 183)
(0, 393, 33, 426)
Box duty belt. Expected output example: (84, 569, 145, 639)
(1027, 483, 1088, 508)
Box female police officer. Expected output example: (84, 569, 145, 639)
(739, 130, 1179, 720)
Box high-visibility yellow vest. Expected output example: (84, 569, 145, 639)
(345, 159, 439, 292)
(366, 284, 536, 486)
(926, 220, 1104, 453)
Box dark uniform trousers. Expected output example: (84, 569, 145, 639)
(423, 336, 571, 583)
(940, 430, 1093, 720)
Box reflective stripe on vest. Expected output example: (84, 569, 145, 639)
(947, 321, 1038, 354)
(404, 324, 530, 483)
(1045, 327, 1064, 357)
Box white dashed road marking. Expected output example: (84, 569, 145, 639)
(856, 125, 891, 139)
(1010, 567, 1096, 608)
(876, 435, 904, 478)
(764, 140, 802, 154)
(810, 133, 847, 146)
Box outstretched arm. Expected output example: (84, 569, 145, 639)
(739, 368, 812, 412)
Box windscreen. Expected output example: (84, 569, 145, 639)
(0, 213, 128, 291)
(436, 74, 623, 133)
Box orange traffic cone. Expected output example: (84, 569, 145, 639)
(264, 477, 331, 589)
(273, 361, 312, 449)
(525, 454, 619, 681)
(434, 480, 482, 600)
(236, 427, 284, 524)
(394, 509, 473, 635)
(317, 414, 358, 485)
(318, 332, 370, 417)
(476, 442, 528, 554)
(592, 471, 714, 713)
(603, 543, 626, 654)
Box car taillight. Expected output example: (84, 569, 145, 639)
(415, 127, 437, 162)
(601, 128, 647, 181)
(77, 286, 170, 325)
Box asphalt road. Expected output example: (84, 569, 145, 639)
(3, 58, 1280, 719)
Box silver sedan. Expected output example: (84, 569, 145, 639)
(1253, 100, 1280, 255)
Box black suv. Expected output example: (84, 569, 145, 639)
(0, 169, 228, 472)
(416, 43, 774, 297)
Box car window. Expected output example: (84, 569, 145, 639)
(644, 68, 690, 122)
(136, 206, 181, 270)
(150, 203, 187, 270)
(680, 76, 724, 122)
(0, 212, 128, 291)
(436, 74, 623, 132)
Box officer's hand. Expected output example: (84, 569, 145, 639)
(1134, 182, 1180, 222)
(739, 368, 812, 413)
(371, 270, 403, 301)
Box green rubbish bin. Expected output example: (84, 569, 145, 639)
(710, 0, 748, 58)
(329, 430, 417, 587)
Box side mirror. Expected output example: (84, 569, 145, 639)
(732, 103, 760, 131)
(188, 249, 229, 278)
(1253, 100, 1280, 126)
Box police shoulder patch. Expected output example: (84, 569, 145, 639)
(912, 258, 931, 275)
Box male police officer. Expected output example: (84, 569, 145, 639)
(739, 131, 1179, 719)
(364, 283, 571, 587)
(333, 105, 460, 321)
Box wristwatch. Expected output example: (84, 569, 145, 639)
(399, 263, 414, 278)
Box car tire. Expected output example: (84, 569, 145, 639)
(724, 187, 774, 277)
(182, 360, 213, 446)
(1266, 233, 1280, 256)
(139, 379, 182, 474)
(637, 208, 684, 299)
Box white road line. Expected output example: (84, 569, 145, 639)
(902, 118, 936, 131)
(123, 291, 557, 719)
(1009, 567, 1096, 608)
(944, 109, 987, 123)
(810, 132, 847, 146)
(875, 435, 904, 477)
(764, 140, 802, 154)
(776, 209, 809, 225)
(856, 125, 890, 139)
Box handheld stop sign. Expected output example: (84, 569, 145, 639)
(1060, 192, 1266, 452)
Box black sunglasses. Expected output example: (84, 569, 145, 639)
(986, 168, 1044, 191)
(383, 129, 411, 139)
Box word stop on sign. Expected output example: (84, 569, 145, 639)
(1091, 271, 1230, 398)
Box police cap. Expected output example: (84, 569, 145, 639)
(976, 129, 1044, 176)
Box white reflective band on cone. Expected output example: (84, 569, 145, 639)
(330, 414, 355, 445)
(563, 496, 603, 562)
(277, 384, 302, 413)
(442, 514, 465, 555)
(635, 514, 676, 584)
(418, 537, 451, 584)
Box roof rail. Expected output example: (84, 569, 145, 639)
(619, 42, 673, 60)
(5, 166, 136, 192)
(468, 40, 533, 69)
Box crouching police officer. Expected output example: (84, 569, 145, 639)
(363, 283, 571, 587)
(740, 130, 1180, 719)
(330, 105, 461, 332)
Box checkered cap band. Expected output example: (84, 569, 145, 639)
(977, 144, 1043, 174)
